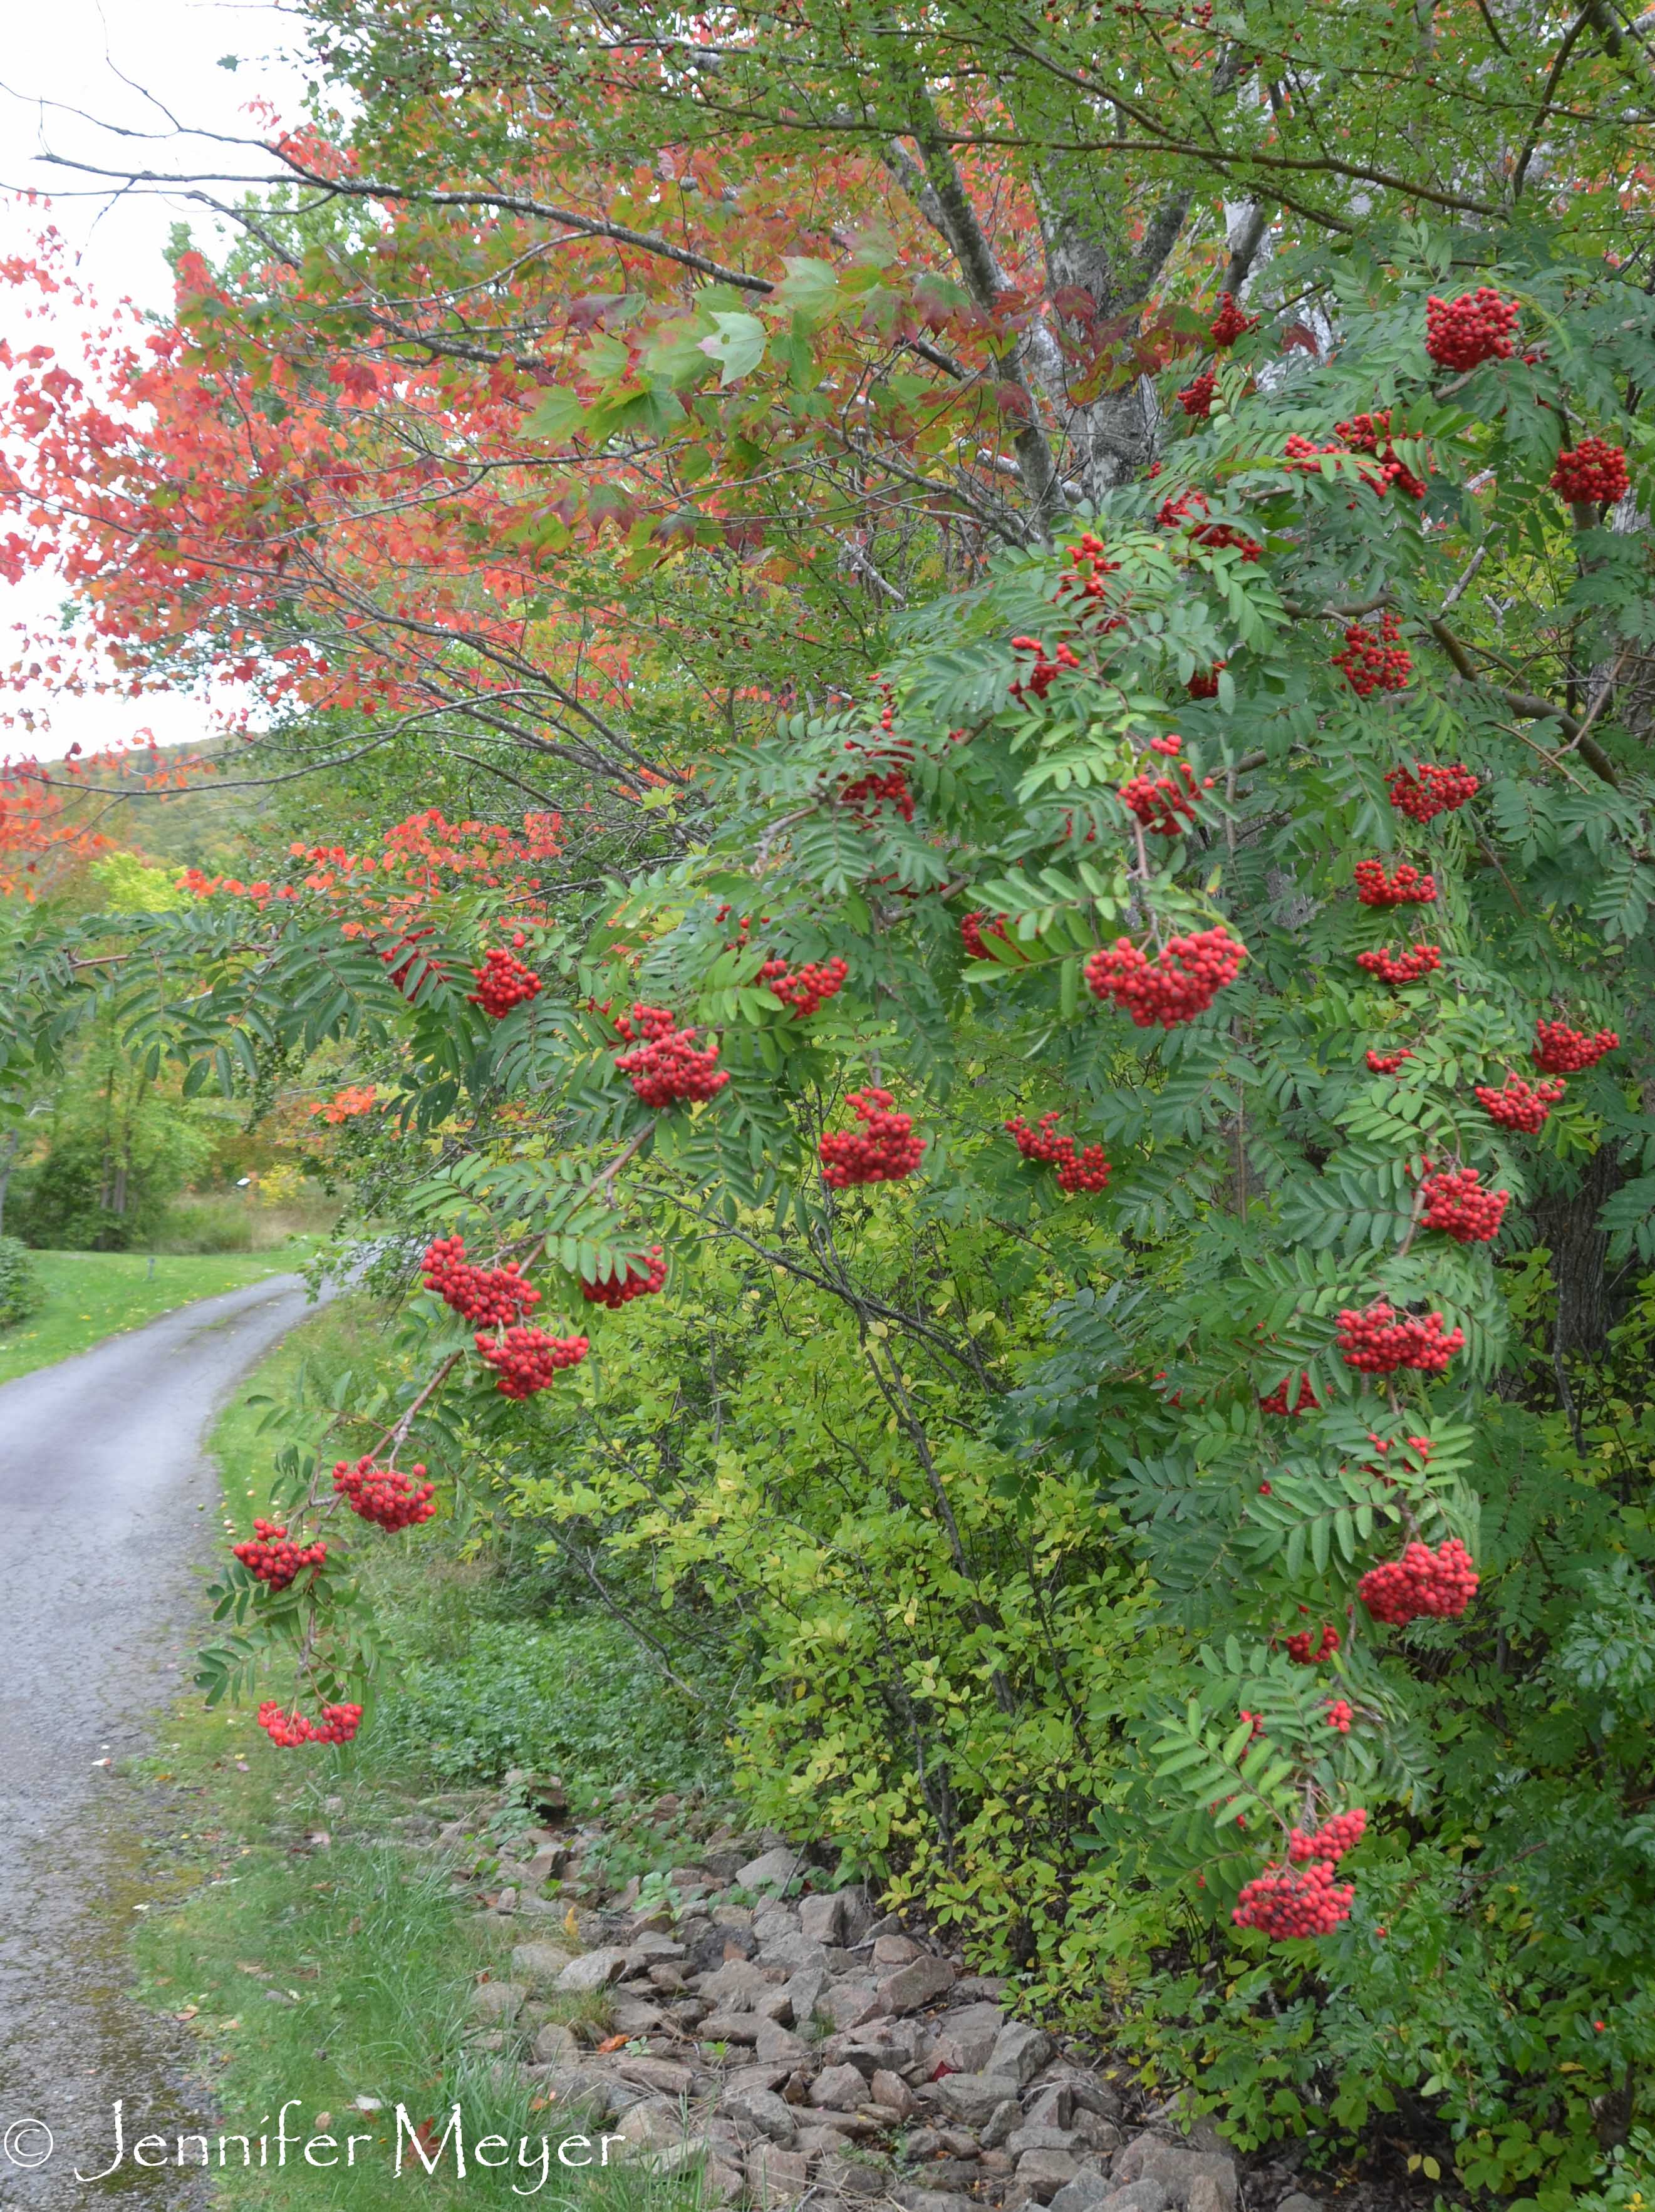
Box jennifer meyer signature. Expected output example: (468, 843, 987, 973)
(1, 2101, 628, 2194)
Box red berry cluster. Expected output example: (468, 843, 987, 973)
(1386, 761, 1480, 822)
(1084, 925, 1247, 1028)
(820, 1088, 926, 1188)
(332, 1456, 437, 1531)
(960, 911, 1009, 959)
(581, 1247, 667, 1308)
(1232, 1857, 1354, 1939)
(474, 1326, 589, 1398)
(468, 943, 542, 1018)
(760, 955, 849, 1018)
(1259, 1370, 1319, 1417)
(1010, 634, 1081, 700)
(1533, 1019, 1619, 1073)
(1424, 287, 1520, 371)
(1475, 1073, 1566, 1132)
(257, 1700, 364, 1749)
(1336, 1300, 1465, 1376)
(1289, 1807, 1366, 1863)
(1005, 1110, 1111, 1193)
(380, 925, 442, 997)
(1334, 611, 1411, 695)
(1156, 488, 1264, 562)
(1118, 750, 1215, 835)
(615, 1004, 730, 1107)
(233, 1519, 327, 1589)
(1284, 1622, 1341, 1664)
(1366, 1047, 1413, 1074)
(421, 1236, 541, 1326)
(1334, 410, 1429, 500)
(1419, 1164, 1509, 1243)
(1550, 437, 1631, 506)
(1054, 532, 1121, 606)
(1354, 859, 1437, 906)
(1209, 292, 1260, 347)
(1325, 1698, 1354, 1734)
(1178, 370, 1216, 418)
(1356, 941, 1442, 986)
(1357, 1536, 1479, 1623)
(1186, 662, 1225, 699)
(838, 766, 915, 822)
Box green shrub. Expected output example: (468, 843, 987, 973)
(0, 1236, 43, 1328)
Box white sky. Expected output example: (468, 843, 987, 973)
(1, 0, 309, 762)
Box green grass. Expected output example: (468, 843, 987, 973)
(120, 1300, 719, 2211)
(0, 1246, 314, 1385)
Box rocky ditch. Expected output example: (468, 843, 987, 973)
(407, 1779, 1329, 2212)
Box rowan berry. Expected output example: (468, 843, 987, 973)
(257, 1699, 364, 1749)
(1232, 1858, 1354, 1939)
(1259, 1371, 1319, 1417)
(1358, 1536, 1479, 1623)
(1366, 1047, 1413, 1073)
(1336, 1300, 1464, 1377)
(1055, 532, 1121, 604)
(475, 1326, 589, 1398)
(1288, 1807, 1366, 1862)
(1186, 662, 1225, 698)
(1550, 437, 1631, 506)
(838, 765, 915, 821)
(468, 945, 542, 1018)
(1010, 634, 1081, 701)
(1178, 370, 1217, 418)
(1334, 612, 1411, 695)
(760, 955, 849, 1018)
(1386, 761, 1480, 821)
(1118, 752, 1215, 834)
(1005, 1110, 1111, 1193)
(1532, 1019, 1619, 1073)
(332, 1456, 437, 1531)
(1325, 1698, 1354, 1733)
(232, 1519, 328, 1589)
(421, 1236, 541, 1326)
(1284, 1623, 1341, 1664)
(1475, 1073, 1566, 1132)
(821, 1088, 926, 1187)
(1424, 287, 1520, 371)
(581, 1246, 668, 1307)
(1354, 859, 1437, 906)
(1084, 925, 1247, 1028)
(1334, 410, 1430, 500)
(1419, 1164, 1509, 1243)
(1156, 487, 1263, 561)
(960, 911, 1009, 959)
(1209, 292, 1260, 347)
(1356, 942, 1442, 986)
(615, 1003, 729, 1107)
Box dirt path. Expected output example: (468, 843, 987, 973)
(0, 1276, 317, 2206)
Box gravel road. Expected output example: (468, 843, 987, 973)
(0, 1275, 318, 2206)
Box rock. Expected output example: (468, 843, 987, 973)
(532, 2022, 581, 2065)
(522, 1844, 569, 1889)
(877, 1956, 957, 2015)
(721, 2085, 798, 2144)
(753, 2018, 812, 2066)
(933, 2072, 1025, 2126)
(990, 2020, 1056, 2085)
(747, 2144, 812, 2206)
(1049, 2171, 1116, 2212)
(1111, 2138, 1237, 2212)
(982, 2098, 1023, 2149)
(650, 2141, 744, 2202)
(738, 1847, 801, 1894)
(698, 2009, 762, 2045)
(615, 2098, 685, 2153)
(698, 1957, 770, 2009)
(1186, 2180, 1230, 2212)
(556, 1947, 630, 1993)
(1017, 2147, 1082, 2201)
(757, 1987, 796, 2025)
(786, 1964, 831, 2027)
(1277, 2195, 1322, 2212)
(870, 2068, 915, 2117)
(809, 2064, 869, 2111)
(648, 1963, 689, 1993)
(469, 1980, 527, 2024)
(817, 2151, 887, 2198)
(798, 1891, 848, 1945)
(873, 1933, 924, 1965)
(820, 1982, 885, 2031)
(1100, 2184, 1170, 2212)
(760, 1933, 831, 1975)
(521, 2065, 616, 2121)
(893, 2189, 979, 2212)
(754, 1903, 801, 1943)
(1024, 2085, 1075, 2131)
(509, 1941, 576, 1991)
(609, 1994, 668, 2035)
(626, 1931, 685, 1964)
(1011, 2127, 1089, 2158)
(614, 2055, 697, 2097)
(926, 2000, 1007, 2074)
(713, 1903, 755, 1928)
(914, 2160, 985, 2190)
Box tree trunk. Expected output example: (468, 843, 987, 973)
(0, 1127, 17, 1237)
(1531, 1143, 1631, 1358)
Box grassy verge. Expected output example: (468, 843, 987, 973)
(120, 1298, 724, 2209)
(0, 1246, 313, 1386)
